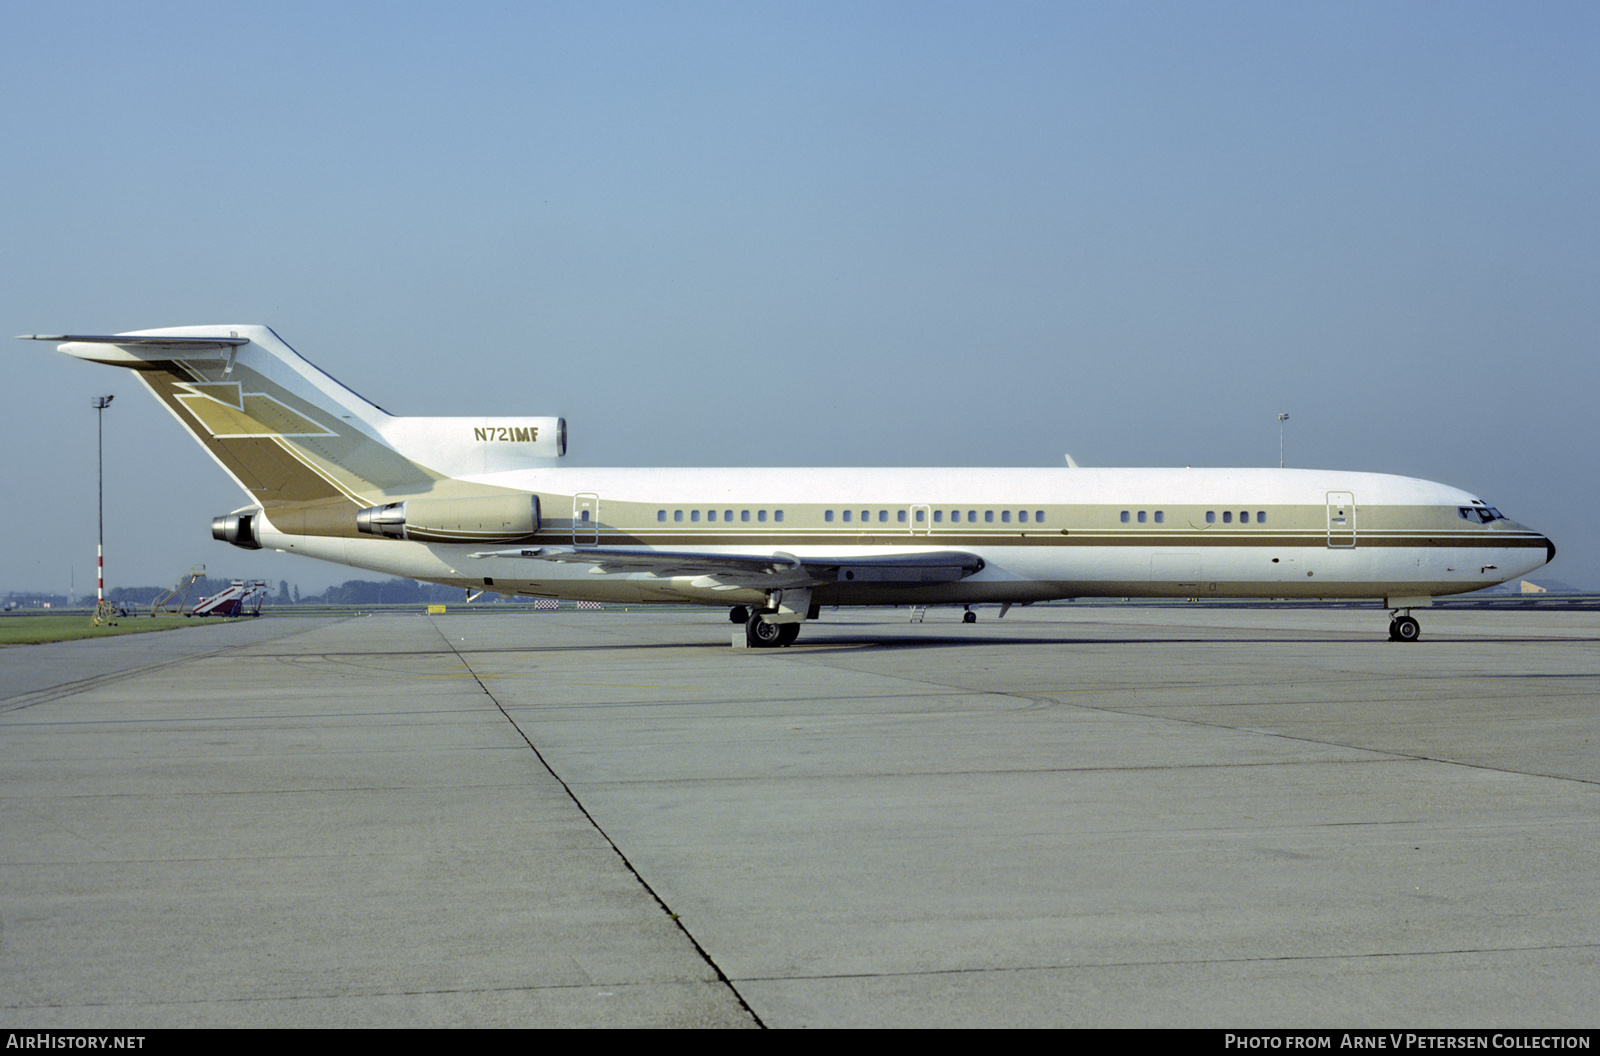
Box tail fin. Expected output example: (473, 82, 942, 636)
(23, 326, 563, 539)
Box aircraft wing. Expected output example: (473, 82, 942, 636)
(470, 546, 984, 589)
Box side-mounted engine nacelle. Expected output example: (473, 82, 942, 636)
(212, 508, 264, 550)
(355, 493, 542, 544)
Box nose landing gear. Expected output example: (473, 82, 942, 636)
(1388, 613, 1421, 642)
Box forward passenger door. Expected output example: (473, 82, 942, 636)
(1326, 492, 1356, 548)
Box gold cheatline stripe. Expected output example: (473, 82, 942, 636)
(530, 531, 1548, 550)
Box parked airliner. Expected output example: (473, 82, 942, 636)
(23, 325, 1554, 646)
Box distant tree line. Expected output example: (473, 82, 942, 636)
(82, 577, 478, 608)
(6, 576, 555, 611)
(314, 579, 466, 605)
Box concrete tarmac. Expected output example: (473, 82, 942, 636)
(2, 606, 1596, 1028)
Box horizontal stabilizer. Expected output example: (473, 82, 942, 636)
(18, 334, 249, 348)
(20, 330, 254, 368)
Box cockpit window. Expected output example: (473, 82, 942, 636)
(1458, 504, 1506, 524)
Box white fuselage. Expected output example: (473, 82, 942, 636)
(256, 465, 1552, 608)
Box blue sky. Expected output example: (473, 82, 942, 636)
(3, 1, 1596, 594)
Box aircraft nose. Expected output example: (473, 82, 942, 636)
(1545, 536, 1557, 564)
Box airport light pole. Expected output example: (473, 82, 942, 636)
(92, 395, 114, 624)
(1277, 413, 1290, 468)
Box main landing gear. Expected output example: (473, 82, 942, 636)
(1388, 612, 1421, 642)
(960, 602, 1014, 624)
(745, 607, 800, 647)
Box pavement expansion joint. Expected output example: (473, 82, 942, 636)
(426, 617, 767, 1027)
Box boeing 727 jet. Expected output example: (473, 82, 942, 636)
(23, 325, 1555, 646)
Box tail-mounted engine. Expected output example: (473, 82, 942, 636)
(377, 417, 567, 474)
(356, 493, 542, 544)
(212, 508, 264, 550)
